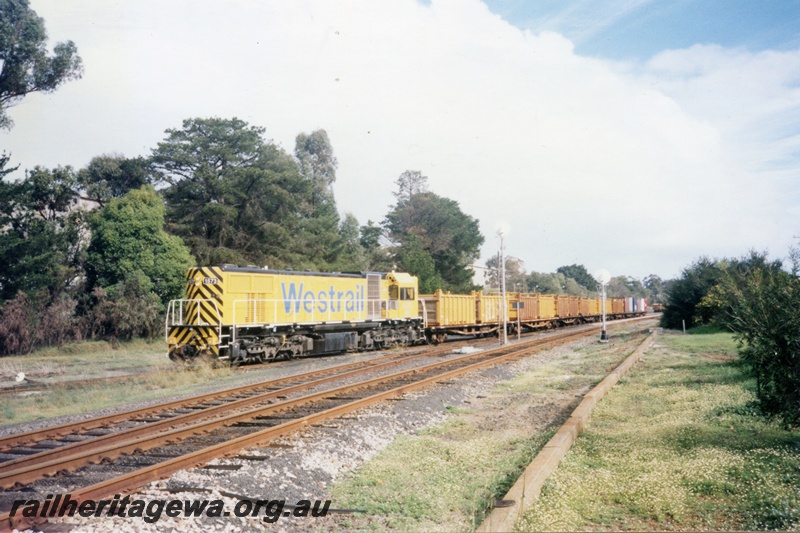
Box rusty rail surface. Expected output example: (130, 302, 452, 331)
(1, 316, 656, 532)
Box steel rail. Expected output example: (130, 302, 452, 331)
(0, 350, 426, 452)
(0, 343, 461, 478)
(0, 328, 591, 489)
(0, 318, 622, 451)
(1, 326, 598, 532)
(1, 318, 658, 532)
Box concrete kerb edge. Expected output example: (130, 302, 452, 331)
(475, 330, 658, 533)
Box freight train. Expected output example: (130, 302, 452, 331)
(166, 265, 647, 365)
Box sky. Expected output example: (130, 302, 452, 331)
(3, 0, 800, 280)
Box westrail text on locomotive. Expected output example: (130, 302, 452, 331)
(280, 282, 366, 314)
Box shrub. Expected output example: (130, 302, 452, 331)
(88, 271, 162, 341)
(0, 291, 38, 355)
(719, 251, 800, 428)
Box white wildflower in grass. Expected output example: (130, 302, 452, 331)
(518, 332, 800, 532)
(332, 332, 800, 532)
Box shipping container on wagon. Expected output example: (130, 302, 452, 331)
(611, 297, 625, 314)
(539, 294, 557, 319)
(638, 298, 647, 313)
(579, 297, 592, 316)
(477, 292, 504, 323)
(589, 297, 601, 315)
(624, 297, 634, 313)
(556, 295, 580, 317)
(419, 290, 476, 327)
(511, 293, 542, 322)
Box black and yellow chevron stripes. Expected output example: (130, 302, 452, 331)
(168, 325, 220, 357)
(184, 266, 224, 325)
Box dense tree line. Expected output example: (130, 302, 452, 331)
(0, 1, 664, 357)
(483, 256, 662, 302)
(662, 251, 800, 428)
(0, 109, 488, 354)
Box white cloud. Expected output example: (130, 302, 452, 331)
(3, 0, 799, 279)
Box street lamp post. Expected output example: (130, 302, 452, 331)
(496, 223, 510, 345)
(594, 269, 610, 343)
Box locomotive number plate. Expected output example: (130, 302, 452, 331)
(203, 278, 219, 285)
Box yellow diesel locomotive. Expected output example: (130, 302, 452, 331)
(166, 265, 424, 364)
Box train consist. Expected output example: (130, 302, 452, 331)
(166, 265, 647, 364)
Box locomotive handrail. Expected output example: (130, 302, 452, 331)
(164, 298, 222, 343)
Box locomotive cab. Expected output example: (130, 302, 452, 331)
(385, 272, 417, 319)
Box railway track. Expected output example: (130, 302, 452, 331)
(0, 317, 655, 531)
(0, 334, 493, 398)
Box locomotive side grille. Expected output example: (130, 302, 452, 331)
(367, 273, 381, 320)
(244, 293, 269, 323)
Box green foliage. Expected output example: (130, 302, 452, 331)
(385, 181, 483, 293)
(661, 257, 724, 330)
(485, 255, 527, 292)
(152, 118, 346, 269)
(556, 264, 596, 291)
(643, 274, 668, 304)
(717, 251, 800, 428)
(294, 129, 337, 213)
(331, 213, 367, 271)
(399, 236, 443, 294)
(77, 154, 152, 206)
(393, 170, 428, 201)
(0, 166, 86, 302)
(606, 275, 646, 298)
(359, 220, 392, 271)
(87, 272, 162, 340)
(0, 152, 18, 179)
(526, 271, 591, 295)
(0, 0, 83, 129)
(85, 186, 194, 307)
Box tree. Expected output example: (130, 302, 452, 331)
(85, 186, 194, 307)
(385, 188, 483, 293)
(556, 264, 596, 291)
(393, 170, 428, 202)
(661, 257, 724, 330)
(643, 274, 667, 304)
(716, 250, 800, 428)
(0, 152, 18, 180)
(359, 220, 392, 271)
(330, 213, 366, 271)
(0, 0, 83, 129)
(151, 117, 316, 268)
(526, 271, 565, 294)
(0, 166, 85, 303)
(485, 255, 526, 292)
(398, 236, 443, 294)
(294, 129, 337, 212)
(77, 154, 152, 206)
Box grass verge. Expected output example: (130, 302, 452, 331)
(517, 331, 800, 532)
(0, 340, 234, 425)
(330, 331, 651, 531)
